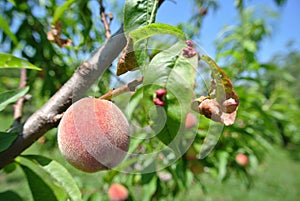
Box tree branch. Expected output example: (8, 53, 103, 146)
(0, 27, 127, 169)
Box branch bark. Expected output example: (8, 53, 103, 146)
(0, 27, 127, 169)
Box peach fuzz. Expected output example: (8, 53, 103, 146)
(58, 97, 130, 172)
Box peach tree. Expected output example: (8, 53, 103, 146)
(0, 0, 292, 200)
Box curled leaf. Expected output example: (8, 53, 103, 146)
(116, 37, 139, 76)
(192, 55, 239, 126)
(47, 21, 72, 48)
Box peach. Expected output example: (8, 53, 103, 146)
(108, 183, 128, 201)
(57, 97, 130, 172)
(235, 153, 249, 167)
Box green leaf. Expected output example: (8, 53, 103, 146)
(142, 42, 198, 146)
(130, 23, 186, 44)
(0, 54, 41, 70)
(21, 155, 83, 201)
(0, 190, 23, 201)
(52, 0, 76, 24)
(0, 87, 29, 112)
(124, 0, 160, 33)
(20, 164, 59, 201)
(0, 132, 18, 152)
(0, 15, 18, 45)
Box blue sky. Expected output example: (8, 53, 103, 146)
(155, 0, 300, 63)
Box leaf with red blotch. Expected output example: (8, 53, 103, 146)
(116, 37, 139, 76)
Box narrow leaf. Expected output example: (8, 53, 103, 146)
(199, 122, 224, 159)
(52, 0, 76, 24)
(0, 132, 18, 152)
(20, 164, 59, 201)
(21, 155, 83, 201)
(0, 87, 29, 112)
(0, 15, 18, 45)
(0, 54, 41, 70)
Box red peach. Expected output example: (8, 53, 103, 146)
(108, 183, 128, 201)
(155, 89, 167, 97)
(235, 153, 249, 167)
(58, 97, 130, 172)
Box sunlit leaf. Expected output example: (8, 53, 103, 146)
(124, 0, 160, 33)
(129, 23, 186, 44)
(0, 54, 41, 70)
(0, 87, 29, 112)
(0, 132, 18, 152)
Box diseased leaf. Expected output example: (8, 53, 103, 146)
(0, 132, 18, 152)
(117, 37, 139, 76)
(0, 87, 29, 112)
(0, 54, 41, 70)
(192, 55, 239, 126)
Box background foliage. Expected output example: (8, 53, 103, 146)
(1, 0, 300, 200)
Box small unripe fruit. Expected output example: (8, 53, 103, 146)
(155, 88, 167, 97)
(235, 153, 249, 167)
(58, 97, 130, 172)
(182, 46, 198, 58)
(186, 40, 194, 47)
(153, 97, 164, 106)
(108, 183, 128, 201)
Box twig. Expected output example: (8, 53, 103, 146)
(13, 68, 27, 123)
(99, 0, 112, 38)
(100, 77, 143, 100)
